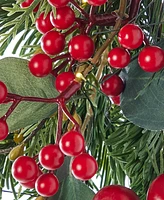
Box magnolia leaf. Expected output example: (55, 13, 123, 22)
(0, 57, 59, 132)
(49, 175, 95, 200)
(121, 40, 164, 130)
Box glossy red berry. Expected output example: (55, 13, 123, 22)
(28, 53, 52, 77)
(0, 81, 7, 104)
(55, 72, 75, 93)
(35, 173, 59, 197)
(87, 0, 107, 6)
(147, 174, 164, 200)
(138, 45, 164, 72)
(36, 12, 54, 34)
(47, 0, 69, 8)
(68, 35, 95, 61)
(50, 6, 75, 30)
(0, 119, 9, 141)
(59, 130, 85, 156)
(108, 47, 131, 69)
(12, 156, 38, 183)
(118, 24, 144, 50)
(20, 0, 39, 12)
(71, 153, 98, 181)
(110, 95, 121, 106)
(100, 74, 124, 97)
(41, 30, 65, 55)
(39, 144, 64, 170)
(93, 185, 140, 200)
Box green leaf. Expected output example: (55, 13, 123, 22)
(0, 57, 59, 132)
(121, 40, 164, 130)
(49, 175, 95, 200)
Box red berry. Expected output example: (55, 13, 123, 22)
(50, 7, 75, 30)
(93, 185, 139, 200)
(47, 0, 69, 8)
(55, 72, 75, 93)
(68, 35, 95, 61)
(108, 47, 131, 69)
(28, 53, 52, 77)
(39, 144, 64, 170)
(118, 24, 144, 50)
(20, 170, 43, 189)
(138, 45, 164, 72)
(0, 81, 7, 104)
(35, 173, 59, 197)
(87, 0, 107, 6)
(0, 119, 9, 141)
(71, 153, 98, 181)
(147, 174, 164, 200)
(100, 74, 124, 96)
(12, 156, 39, 183)
(110, 95, 121, 106)
(20, 0, 39, 12)
(36, 12, 54, 34)
(59, 130, 85, 156)
(41, 30, 65, 55)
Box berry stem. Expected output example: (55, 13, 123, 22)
(70, 0, 89, 19)
(51, 59, 70, 77)
(64, 23, 80, 37)
(51, 53, 71, 63)
(55, 105, 63, 144)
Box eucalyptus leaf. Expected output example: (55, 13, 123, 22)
(121, 40, 164, 130)
(0, 57, 59, 132)
(49, 175, 95, 200)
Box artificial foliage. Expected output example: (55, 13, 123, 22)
(0, 0, 164, 200)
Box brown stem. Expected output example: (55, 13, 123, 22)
(70, 0, 89, 19)
(55, 105, 63, 144)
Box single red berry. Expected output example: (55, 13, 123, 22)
(39, 144, 64, 170)
(35, 173, 59, 197)
(100, 74, 124, 97)
(50, 7, 75, 30)
(0, 81, 8, 104)
(138, 45, 164, 72)
(118, 24, 144, 50)
(93, 185, 140, 200)
(41, 30, 65, 55)
(147, 174, 164, 200)
(47, 0, 69, 8)
(87, 0, 107, 6)
(36, 12, 54, 34)
(55, 72, 75, 93)
(12, 156, 39, 183)
(68, 35, 95, 61)
(59, 130, 85, 156)
(20, 0, 39, 12)
(110, 95, 121, 106)
(0, 119, 9, 141)
(108, 47, 131, 69)
(20, 170, 43, 189)
(28, 53, 52, 77)
(71, 153, 98, 181)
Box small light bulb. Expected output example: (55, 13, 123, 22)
(75, 72, 86, 82)
(82, 0, 88, 3)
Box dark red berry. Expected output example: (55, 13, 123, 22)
(47, 0, 69, 8)
(35, 173, 59, 197)
(0, 119, 9, 141)
(41, 30, 65, 55)
(138, 45, 164, 72)
(87, 0, 107, 6)
(59, 130, 85, 156)
(118, 24, 144, 50)
(39, 144, 64, 170)
(108, 47, 131, 69)
(12, 156, 39, 183)
(28, 53, 52, 77)
(36, 12, 54, 34)
(100, 74, 124, 97)
(71, 153, 98, 180)
(55, 72, 75, 93)
(0, 81, 8, 104)
(68, 35, 95, 61)
(50, 6, 75, 30)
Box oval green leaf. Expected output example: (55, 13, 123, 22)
(0, 57, 59, 132)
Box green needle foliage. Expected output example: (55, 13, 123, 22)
(0, 0, 164, 200)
